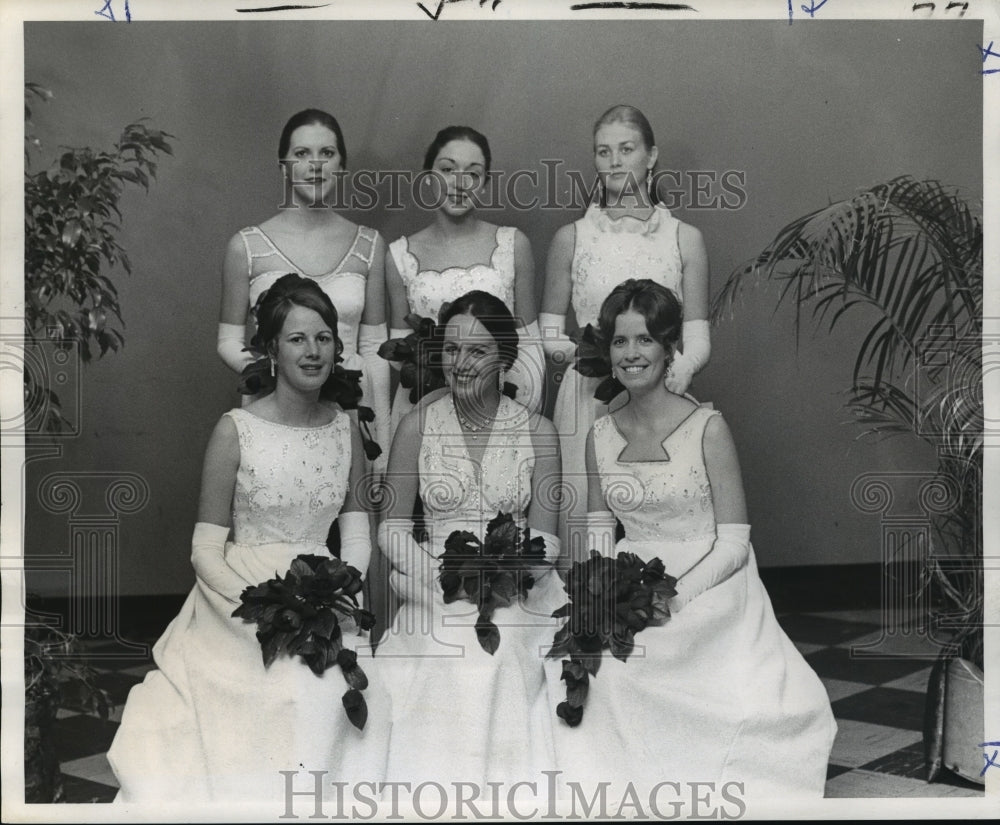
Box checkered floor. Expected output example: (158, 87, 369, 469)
(45, 608, 984, 802)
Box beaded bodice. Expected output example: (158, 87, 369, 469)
(570, 204, 684, 328)
(241, 224, 379, 362)
(418, 394, 535, 548)
(225, 408, 350, 545)
(389, 225, 516, 320)
(592, 407, 719, 544)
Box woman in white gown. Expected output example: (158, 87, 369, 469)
(546, 279, 835, 802)
(216, 108, 390, 476)
(385, 125, 545, 433)
(109, 275, 389, 805)
(375, 290, 563, 794)
(539, 105, 711, 557)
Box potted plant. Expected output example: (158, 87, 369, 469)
(24, 621, 114, 802)
(23, 81, 173, 434)
(711, 176, 983, 783)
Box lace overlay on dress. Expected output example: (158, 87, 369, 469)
(592, 407, 718, 543)
(225, 408, 350, 546)
(570, 204, 683, 327)
(417, 394, 534, 547)
(389, 225, 516, 320)
(241, 224, 379, 358)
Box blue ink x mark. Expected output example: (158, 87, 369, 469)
(95, 0, 131, 21)
(801, 0, 830, 17)
(980, 41, 1000, 75)
(980, 742, 1000, 776)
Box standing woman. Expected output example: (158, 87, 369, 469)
(109, 275, 390, 804)
(545, 279, 834, 799)
(375, 291, 562, 793)
(385, 125, 545, 435)
(217, 108, 390, 475)
(540, 105, 711, 557)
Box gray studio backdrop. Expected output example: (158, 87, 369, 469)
(22, 20, 981, 596)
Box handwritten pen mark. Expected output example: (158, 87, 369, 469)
(912, 1, 935, 10)
(979, 742, 1000, 777)
(980, 41, 1000, 75)
(417, 0, 501, 20)
(946, 1, 969, 14)
(236, 4, 333, 11)
(570, 2, 696, 10)
(95, 0, 130, 21)
(800, 0, 829, 17)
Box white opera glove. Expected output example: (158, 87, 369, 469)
(666, 319, 711, 395)
(537, 312, 577, 366)
(217, 322, 254, 374)
(338, 511, 373, 575)
(586, 510, 617, 559)
(531, 528, 563, 565)
(358, 323, 391, 473)
(377, 518, 436, 604)
(190, 522, 245, 604)
(386, 327, 413, 372)
(506, 321, 545, 414)
(669, 523, 750, 612)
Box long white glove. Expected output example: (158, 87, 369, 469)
(386, 327, 413, 372)
(377, 518, 436, 604)
(669, 523, 750, 612)
(358, 323, 391, 474)
(506, 321, 545, 414)
(585, 510, 617, 559)
(338, 510, 373, 575)
(537, 312, 577, 367)
(666, 319, 711, 395)
(190, 522, 245, 603)
(216, 322, 254, 374)
(531, 528, 562, 565)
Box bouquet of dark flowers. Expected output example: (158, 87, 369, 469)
(238, 333, 382, 461)
(377, 312, 448, 404)
(547, 550, 677, 727)
(232, 553, 376, 730)
(438, 512, 549, 655)
(570, 324, 623, 404)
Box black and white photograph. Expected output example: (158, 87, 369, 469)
(1, 0, 996, 820)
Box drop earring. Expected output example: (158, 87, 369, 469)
(646, 168, 654, 200)
(270, 357, 276, 378)
(498, 367, 505, 394)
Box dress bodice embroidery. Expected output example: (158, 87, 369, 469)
(241, 224, 379, 360)
(592, 407, 719, 544)
(225, 407, 351, 546)
(417, 394, 534, 548)
(389, 225, 516, 320)
(570, 204, 684, 328)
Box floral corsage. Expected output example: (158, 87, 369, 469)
(438, 512, 548, 655)
(232, 554, 376, 730)
(547, 551, 677, 727)
(377, 312, 449, 404)
(570, 324, 623, 404)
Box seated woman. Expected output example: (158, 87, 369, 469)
(546, 278, 835, 800)
(375, 290, 562, 793)
(109, 274, 389, 804)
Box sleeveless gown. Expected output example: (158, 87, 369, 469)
(387, 225, 519, 437)
(107, 408, 390, 803)
(546, 408, 836, 799)
(239, 224, 389, 474)
(375, 395, 563, 791)
(552, 203, 686, 549)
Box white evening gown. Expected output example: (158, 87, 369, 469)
(241, 224, 389, 474)
(546, 407, 836, 800)
(108, 408, 390, 804)
(551, 203, 685, 548)
(376, 395, 563, 792)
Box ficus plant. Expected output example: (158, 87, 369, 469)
(23, 81, 174, 433)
